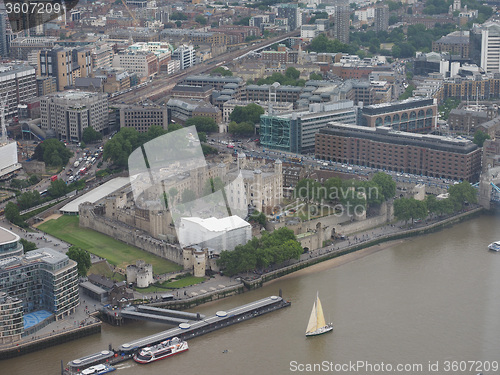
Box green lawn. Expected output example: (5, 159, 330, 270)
(136, 276, 206, 293)
(87, 261, 126, 282)
(38, 215, 182, 275)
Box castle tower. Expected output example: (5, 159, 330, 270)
(253, 169, 263, 212)
(193, 248, 207, 277)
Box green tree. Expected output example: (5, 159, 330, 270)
(17, 191, 41, 210)
(195, 15, 207, 25)
(229, 103, 265, 124)
(82, 126, 103, 143)
(48, 179, 68, 199)
(309, 72, 323, 80)
(168, 122, 184, 132)
(211, 66, 233, 76)
(33, 139, 73, 167)
(103, 127, 143, 167)
(182, 189, 196, 204)
(228, 121, 255, 135)
(4, 202, 20, 223)
(473, 130, 491, 147)
(20, 238, 37, 252)
(285, 67, 300, 80)
(248, 210, 266, 226)
(372, 172, 396, 200)
(185, 116, 218, 133)
(168, 187, 178, 205)
(67, 246, 92, 277)
(448, 181, 477, 210)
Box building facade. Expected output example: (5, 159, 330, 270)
(0, 64, 37, 118)
(40, 90, 108, 142)
(120, 104, 169, 132)
(334, 4, 350, 44)
(480, 22, 500, 73)
(260, 100, 358, 154)
(315, 123, 482, 181)
(0, 248, 79, 336)
(361, 98, 437, 133)
(0, 227, 23, 260)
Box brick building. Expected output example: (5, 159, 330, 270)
(315, 123, 482, 181)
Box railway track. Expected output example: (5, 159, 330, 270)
(110, 30, 300, 105)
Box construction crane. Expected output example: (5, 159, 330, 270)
(121, 0, 140, 27)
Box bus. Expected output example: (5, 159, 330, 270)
(161, 294, 174, 301)
(50, 175, 58, 182)
(290, 156, 302, 163)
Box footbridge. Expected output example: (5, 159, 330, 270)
(119, 305, 205, 325)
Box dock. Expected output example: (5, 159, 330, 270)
(65, 295, 290, 374)
(119, 305, 205, 325)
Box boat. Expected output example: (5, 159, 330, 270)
(133, 337, 188, 364)
(305, 292, 333, 337)
(488, 241, 500, 252)
(81, 364, 116, 375)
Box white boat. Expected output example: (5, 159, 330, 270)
(305, 292, 333, 337)
(81, 364, 115, 375)
(488, 241, 500, 252)
(133, 337, 188, 364)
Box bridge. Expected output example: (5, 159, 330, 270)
(478, 166, 500, 208)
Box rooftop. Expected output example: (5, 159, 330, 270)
(181, 215, 250, 232)
(0, 226, 19, 246)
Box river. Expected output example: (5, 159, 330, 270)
(4, 212, 500, 375)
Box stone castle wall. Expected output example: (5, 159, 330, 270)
(79, 203, 184, 266)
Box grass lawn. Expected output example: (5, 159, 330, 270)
(38, 215, 182, 275)
(136, 276, 206, 293)
(87, 261, 126, 282)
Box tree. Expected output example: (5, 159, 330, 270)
(285, 67, 300, 80)
(168, 122, 183, 132)
(20, 238, 37, 252)
(448, 181, 477, 210)
(228, 121, 255, 135)
(211, 67, 233, 76)
(48, 179, 68, 199)
(473, 130, 491, 147)
(394, 197, 427, 224)
(195, 15, 207, 25)
(168, 187, 179, 203)
(4, 202, 20, 223)
(17, 191, 41, 210)
(103, 127, 143, 168)
(67, 246, 92, 277)
(309, 72, 323, 80)
(185, 116, 218, 133)
(372, 172, 396, 200)
(82, 126, 103, 144)
(248, 210, 266, 226)
(33, 139, 73, 167)
(229, 103, 265, 124)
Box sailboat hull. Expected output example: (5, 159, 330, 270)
(305, 324, 333, 337)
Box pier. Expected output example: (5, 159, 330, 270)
(65, 295, 290, 374)
(119, 305, 205, 325)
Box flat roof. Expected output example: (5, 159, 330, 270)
(181, 215, 250, 232)
(0, 226, 19, 245)
(60, 177, 130, 213)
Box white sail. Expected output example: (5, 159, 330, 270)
(316, 296, 327, 329)
(305, 300, 318, 334)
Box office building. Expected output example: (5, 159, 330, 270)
(172, 45, 195, 70)
(361, 98, 438, 133)
(112, 51, 158, 78)
(92, 44, 114, 70)
(260, 100, 358, 154)
(0, 64, 37, 118)
(9, 37, 57, 60)
(432, 31, 469, 58)
(40, 90, 108, 142)
(120, 104, 169, 132)
(167, 98, 221, 124)
(0, 247, 79, 343)
(315, 123, 482, 181)
(480, 21, 500, 73)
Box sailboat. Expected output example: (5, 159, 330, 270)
(305, 292, 333, 337)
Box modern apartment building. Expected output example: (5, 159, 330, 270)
(260, 100, 358, 154)
(91, 44, 114, 70)
(0, 247, 79, 343)
(334, 3, 350, 44)
(361, 98, 438, 133)
(37, 47, 93, 91)
(374, 4, 389, 33)
(315, 123, 482, 181)
(277, 3, 303, 30)
(40, 90, 108, 142)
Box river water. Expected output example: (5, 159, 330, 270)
(4, 213, 500, 375)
